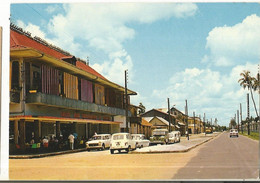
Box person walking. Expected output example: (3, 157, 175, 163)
(186, 130, 189, 140)
(68, 134, 75, 150)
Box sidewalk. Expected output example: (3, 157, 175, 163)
(9, 132, 221, 158)
(131, 132, 221, 154)
(9, 148, 88, 159)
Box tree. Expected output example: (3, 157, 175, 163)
(252, 73, 260, 92)
(229, 118, 237, 128)
(238, 70, 259, 118)
(138, 102, 146, 115)
(252, 73, 260, 120)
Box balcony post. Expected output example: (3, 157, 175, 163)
(19, 119, 25, 150)
(56, 121, 61, 139)
(34, 120, 40, 143)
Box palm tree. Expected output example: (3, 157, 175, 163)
(252, 73, 260, 119)
(238, 70, 259, 118)
(252, 73, 260, 91)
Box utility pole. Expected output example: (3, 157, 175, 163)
(211, 118, 212, 131)
(234, 113, 236, 129)
(240, 103, 243, 133)
(204, 113, 206, 134)
(193, 112, 196, 134)
(247, 93, 250, 135)
(185, 100, 189, 139)
(237, 110, 239, 132)
(167, 98, 171, 132)
(125, 70, 129, 133)
(199, 114, 201, 134)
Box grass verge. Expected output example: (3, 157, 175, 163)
(239, 131, 259, 141)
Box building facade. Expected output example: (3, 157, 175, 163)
(9, 24, 136, 152)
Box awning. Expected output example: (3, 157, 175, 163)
(175, 125, 180, 129)
(9, 115, 122, 125)
(178, 122, 186, 126)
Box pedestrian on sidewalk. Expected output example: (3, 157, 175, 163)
(186, 130, 189, 140)
(68, 134, 75, 150)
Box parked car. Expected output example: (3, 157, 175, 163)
(149, 129, 169, 145)
(205, 128, 213, 134)
(110, 133, 136, 154)
(86, 134, 111, 151)
(168, 131, 181, 144)
(131, 134, 150, 148)
(230, 129, 239, 138)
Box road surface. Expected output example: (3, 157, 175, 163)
(173, 132, 258, 179)
(9, 132, 258, 180)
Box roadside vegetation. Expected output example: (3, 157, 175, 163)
(239, 131, 259, 141)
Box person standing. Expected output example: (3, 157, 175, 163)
(68, 134, 75, 150)
(186, 130, 189, 140)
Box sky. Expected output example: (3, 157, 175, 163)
(9, 2, 260, 127)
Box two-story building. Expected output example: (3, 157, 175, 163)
(141, 108, 177, 132)
(9, 24, 137, 152)
(188, 116, 203, 134)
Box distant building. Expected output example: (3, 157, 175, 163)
(9, 24, 137, 152)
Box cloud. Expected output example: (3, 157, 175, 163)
(17, 20, 46, 40)
(45, 4, 60, 14)
(204, 14, 260, 67)
(151, 62, 259, 126)
(45, 3, 198, 84)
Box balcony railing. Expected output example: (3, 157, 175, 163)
(26, 92, 130, 116)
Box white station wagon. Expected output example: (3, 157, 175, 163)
(110, 133, 136, 154)
(168, 131, 181, 144)
(86, 134, 111, 151)
(131, 134, 150, 148)
(230, 129, 239, 138)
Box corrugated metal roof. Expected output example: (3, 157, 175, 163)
(10, 26, 107, 81)
(141, 118, 152, 127)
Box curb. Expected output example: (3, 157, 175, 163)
(9, 148, 88, 159)
(130, 137, 213, 154)
(9, 133, 221, 158)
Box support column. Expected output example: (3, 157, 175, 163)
(19, 119, 25, 149)
(56, 121, 61, 139)
(14, 120, 19, 144)
(34, 120, 40, 143)
(73, 122, 77, 133)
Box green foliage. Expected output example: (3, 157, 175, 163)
(230, 118, 236, 128)
(239, 131, 259, 141)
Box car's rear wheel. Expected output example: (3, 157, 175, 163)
(101, 144, 105, 151)
(110, 149, 114, 154)
(126, 146, 130, 153)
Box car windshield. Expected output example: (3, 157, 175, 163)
(153, 131, 167, 135)
(113, 135, 124, 140)
(132, 136, 140, 140)
(92, 136, 102, 140)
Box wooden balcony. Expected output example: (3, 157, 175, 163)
(26, 92, 130, 116)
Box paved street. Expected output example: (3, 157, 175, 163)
(173, 131, 259, 179)
(9, 132, 259, 180)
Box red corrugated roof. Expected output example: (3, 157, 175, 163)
(10, 29, 107, 80)
(10, 30, 68, 59)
